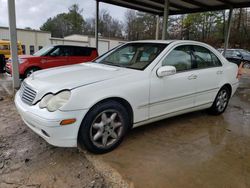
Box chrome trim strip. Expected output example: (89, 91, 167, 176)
(135, 102, 213, 125)
(138, 87, 219, 109)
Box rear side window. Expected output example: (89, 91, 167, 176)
(73, 47, 93, 56)
(162, 45, 192, 72)
(193, 46, 222, 68)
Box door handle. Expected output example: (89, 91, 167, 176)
(188, 74, 197, 80)
(216, 70, 223, 75)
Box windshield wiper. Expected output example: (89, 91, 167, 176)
(101, 60, 123, 67)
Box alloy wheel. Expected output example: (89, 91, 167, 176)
(216, 89, 229, 112)
(90, 110, 123, 149)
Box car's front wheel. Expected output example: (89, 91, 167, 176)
(209, 86, 230, 115)
(25, 67, 40, 78)
(78, 100, 129, 154)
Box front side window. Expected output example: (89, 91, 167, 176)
(33, 46, 54, 56)
(162, 45, 192, 72)
(97, 43, 167, 70)
(49, 46, 73, 56)
(193, 46, 222, 68)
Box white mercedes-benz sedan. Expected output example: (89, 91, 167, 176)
(15, 40, 239, 153)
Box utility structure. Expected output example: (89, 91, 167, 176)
(7, 0, 250, 92)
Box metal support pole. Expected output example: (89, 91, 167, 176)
(8, 0, 20, 90)
(155, 15, 159, 40)
(95, 0, 99, 52)
(162, 0, 169, 40)
(223, 8, 233, 57)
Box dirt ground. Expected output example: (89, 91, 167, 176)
(0, 70, 250, 188)
(0, 97, 109, 188)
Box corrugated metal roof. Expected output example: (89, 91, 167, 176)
(99, 0, 250, 15)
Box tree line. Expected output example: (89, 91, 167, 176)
(40, 4, 250, 50)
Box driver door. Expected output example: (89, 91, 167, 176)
(41, 46, 69, 69)
(149, 45, 196, 118)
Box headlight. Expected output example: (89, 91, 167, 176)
(8, 58, 25, 64)
(39, 91, 71, 112)
(19, 58, 25, 64)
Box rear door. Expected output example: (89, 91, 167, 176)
(191, 45, 223, 106)
(68, 47, 94, 65)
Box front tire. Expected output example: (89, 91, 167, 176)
(24, 67, 40, 78)
(209, 86, 230, 115)
(243, 61, 250, 69)
(78, 100, 129, 154)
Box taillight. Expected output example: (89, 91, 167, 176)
(237, 62, 243, 79)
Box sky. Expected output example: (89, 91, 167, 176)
(0, 0, 128, 29)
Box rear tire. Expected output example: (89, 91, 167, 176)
(208, 86, 230, 115)
(78, 100, 129, 154)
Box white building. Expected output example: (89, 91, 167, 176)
(0, 26, 127, 55)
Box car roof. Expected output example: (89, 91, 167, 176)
(0, 40, 22, 45)
(126, 40, 214, 46)
(51, 44, 97, 50)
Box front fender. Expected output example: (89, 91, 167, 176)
(61, 76, 150, 123)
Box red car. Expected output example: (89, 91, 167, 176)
(6, 45, 98, 78)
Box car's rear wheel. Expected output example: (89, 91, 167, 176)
(209, 86, 230, 115)
(25, 67, 40, 78)
(243, 61, 250, 69)
(78, 100, 129, 154)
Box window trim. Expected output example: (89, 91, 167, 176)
(158, 43, 223, 74)
(192, 45, 222, 69)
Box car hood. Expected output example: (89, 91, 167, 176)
(24, 63, 134, 97)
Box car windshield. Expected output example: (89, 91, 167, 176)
(95, 43, 167, 70)
(33, 46, 54, 56)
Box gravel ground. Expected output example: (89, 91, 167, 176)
(0, 93, 108, 188)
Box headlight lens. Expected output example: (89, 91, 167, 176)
(8, 58, 25, 64)
(19, 58, 24, 64)
(39, 91, 71, 112)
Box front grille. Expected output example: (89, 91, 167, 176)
(19, 82, 37, 105)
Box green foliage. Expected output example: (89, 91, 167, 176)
(40, 4, 85, 37)
(125, 10, 157, 40)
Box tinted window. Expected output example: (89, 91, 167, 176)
(162, 45, 192, 72)
(225, 50, 240, 57)
(193, 46, 221, 68)
(49, 46, 74, 56)
(73, 47, 93, 56)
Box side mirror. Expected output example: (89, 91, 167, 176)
(157, 66, 176, 77)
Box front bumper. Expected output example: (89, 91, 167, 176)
(15, 91, 88, 147)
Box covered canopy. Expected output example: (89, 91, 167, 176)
(99, 0, 250, 16)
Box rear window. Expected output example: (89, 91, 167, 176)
(73, 47, 94, 56)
